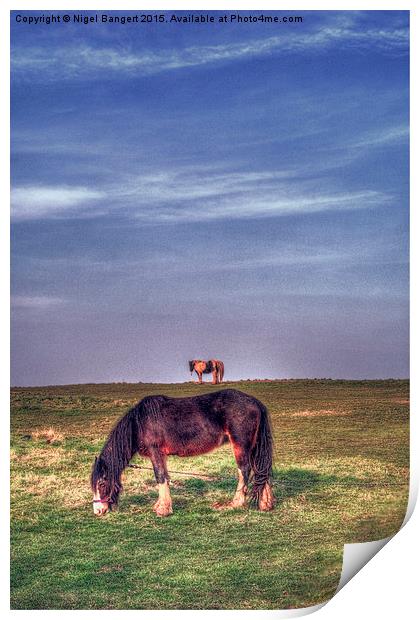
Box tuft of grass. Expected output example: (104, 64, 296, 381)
(31, 427, 64, 444)
(10, 380, 409, 609)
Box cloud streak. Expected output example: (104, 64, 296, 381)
(348, 125, 409, 149)
(12, 23, 408, 81)
(10, 165, 392, 223)
(127, 188, 391, 224)
(115, 162, 394, 223)
(12, 295, 66, 309)
(11, 185, 106, 219)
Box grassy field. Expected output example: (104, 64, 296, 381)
(10, 379, 409, 610)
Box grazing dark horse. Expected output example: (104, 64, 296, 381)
(189, 359, 224, 384)
(91, 389, 274, 517)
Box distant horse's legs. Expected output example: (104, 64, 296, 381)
(212, 368, 218, 384)
(196, 371, 203, 384)
(150, 449, 173, 517)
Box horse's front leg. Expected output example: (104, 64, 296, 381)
(212, 369, 217, 384)
(197, 372, 203, 384)
(150, 449, 173, 517)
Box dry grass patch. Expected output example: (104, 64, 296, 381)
(13, 471, 61, 497)
(11, 446, 65, 467)
(97, 565, 124, 574)
(32, 427, 64, 444)
(62, 488, 92, 509)
(291, 409, 347, 418)
(13, 470, 92, 508)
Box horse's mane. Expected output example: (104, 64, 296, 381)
(90, 404, 139, 505)
(91, 397, 166, 505)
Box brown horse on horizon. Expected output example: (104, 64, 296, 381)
(189, 359, 224, 384)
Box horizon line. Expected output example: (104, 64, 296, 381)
(10, 377, 410, 389)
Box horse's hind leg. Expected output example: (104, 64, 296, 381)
(214, 435, 251, 509)
(230, 442, 251, 508)
(150, 449, 173, 517)
(212, 440, 250, 510)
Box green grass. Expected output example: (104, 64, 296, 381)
(10, 379, 409, 609)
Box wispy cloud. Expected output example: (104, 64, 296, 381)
(11, 185, 106, 220)
(116, 165, 392, 223)
(348, 125, 409, 149)
(12, 23, 408, 81)
(121, 169, 296, 203)
(135, 190, 390, 223)
(25, 243, 392, 279)
(12, 295, 66, 309)
(10, 166, 392, 223)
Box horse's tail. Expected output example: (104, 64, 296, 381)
(250, 401, 274, 508)
(218, 361, 224, 383)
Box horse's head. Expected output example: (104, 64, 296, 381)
(91, 455, 114, 516)
(188, 360, 195, 373)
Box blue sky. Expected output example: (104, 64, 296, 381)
(11, 10, 409, 385)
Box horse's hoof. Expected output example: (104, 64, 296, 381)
(258, 496, 275, 511)
(154, 503, 173, 517)
(258, 502, 274, 511)
(231, 500, 246, 509)
(258, 484, 275, 511)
